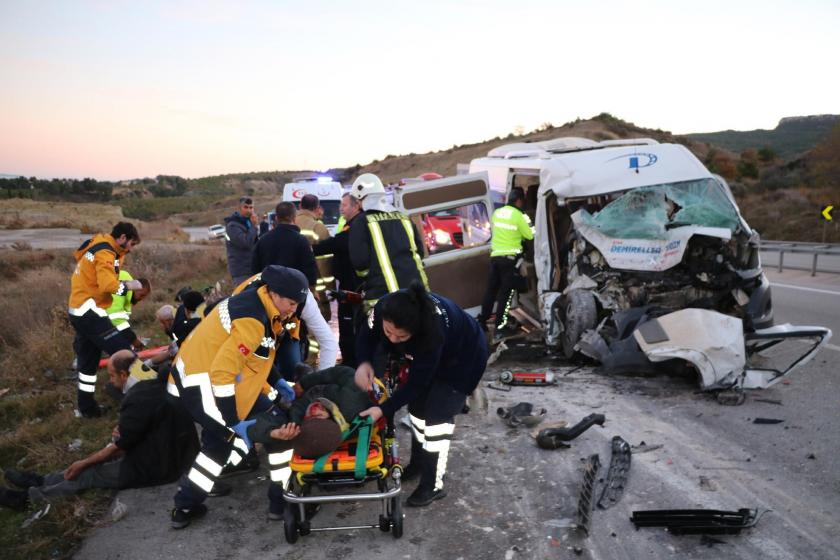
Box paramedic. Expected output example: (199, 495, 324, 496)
(68, 222, 142, 418)
(354, 282, 488, 507)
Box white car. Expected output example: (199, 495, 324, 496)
(207, 224, 226, 239)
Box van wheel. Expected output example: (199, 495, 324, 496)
(562, 289, 597, 359)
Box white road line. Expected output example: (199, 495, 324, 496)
(771, 282, 840, 296)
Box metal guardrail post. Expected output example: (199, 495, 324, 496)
(812, 253, 818, 277)
(778, 251, 784, 273)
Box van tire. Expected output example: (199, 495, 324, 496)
(562, 290, 597, 359)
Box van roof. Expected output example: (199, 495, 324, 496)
(282, 179, 343, 201)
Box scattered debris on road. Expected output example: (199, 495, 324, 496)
(576, 454, 601, 536)
(496, 402, 547, 428)
(597, 436, 631, 509)
(753, 418, 785, 424)
(499, 370, 557, 386)
(630, 508, 765, 535)
(536, 413, 605, 450)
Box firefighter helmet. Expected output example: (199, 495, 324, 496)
(351, 173, 385, 200)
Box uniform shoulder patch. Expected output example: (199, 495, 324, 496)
(238, 344, 250, 356)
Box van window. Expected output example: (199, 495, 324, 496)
(419, 202, 491, 255)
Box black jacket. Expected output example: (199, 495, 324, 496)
(355, 291, 488, 418)
(314, 212, 362, 292)
(224, 212, 258, 279)
(251, 223, 318, 285)
(115, 379, 199, 488)
(348, 210, 427, 303)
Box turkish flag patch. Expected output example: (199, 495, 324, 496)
(238, 344, 250, 356)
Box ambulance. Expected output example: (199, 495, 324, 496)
(282, 177, 343, 235)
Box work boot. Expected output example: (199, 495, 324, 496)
(207, 481, 231, 498)
(406, 485, 447, 507)
(400, 437, 425, 481)
(78, 403, 106, 419)
(171, 504, 208, 529)
(0, 488, 29, 511)
(4, 469, 44, 490)
(493, 325, 519, 343)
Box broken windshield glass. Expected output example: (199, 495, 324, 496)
(579, 178, 740, 240)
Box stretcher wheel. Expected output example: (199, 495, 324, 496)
(283, 506, 299, 544)
(299, 519, 311, 536)
(390, 497, 403, 539)
(379, 514, 391, 532)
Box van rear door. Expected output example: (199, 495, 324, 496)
(394, 172, 494, 313)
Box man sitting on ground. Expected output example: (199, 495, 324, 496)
(0, 350, 199, 510)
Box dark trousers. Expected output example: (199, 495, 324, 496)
(337, 301, 357, 367)
(479, 255, 519, 329)
(69, 311, 131, 413)
(406, 382, 467, 492)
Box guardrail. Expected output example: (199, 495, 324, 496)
(760, 240, 840, 276)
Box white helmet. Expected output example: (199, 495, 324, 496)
(351, 173, 385, 200)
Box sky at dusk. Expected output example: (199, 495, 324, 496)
(1, 0, 838, 180)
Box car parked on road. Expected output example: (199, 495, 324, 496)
(208, 224, 226, 239)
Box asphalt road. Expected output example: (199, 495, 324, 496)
(71, 271, 840, 560)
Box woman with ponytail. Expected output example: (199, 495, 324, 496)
(354, 281, 488, 507)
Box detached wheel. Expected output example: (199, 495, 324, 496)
(391, 497, 404, 539)
(283, 506, 299, 544)
(561, 289, 597, 359)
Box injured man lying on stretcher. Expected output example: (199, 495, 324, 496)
(248, 365, 374, 458)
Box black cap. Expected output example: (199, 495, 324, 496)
(181, 291, 205, 312)
(261, 265, 309, 304)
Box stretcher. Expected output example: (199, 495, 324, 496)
(97, 345, 168, 369)
(282, 378, 405, 542)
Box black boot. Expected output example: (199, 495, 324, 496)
(406, 448, 447, 507)
(4, 469, 44, 489)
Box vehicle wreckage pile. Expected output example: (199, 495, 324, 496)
(551, 181, 831, 391)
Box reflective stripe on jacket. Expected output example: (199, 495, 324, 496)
(106, 270, 134, 330)
(68, 233, 128, 313)
(348, 210, 428, 304)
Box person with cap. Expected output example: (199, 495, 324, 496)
(355, 282, 488, 508)
(68, 221, 142, 418)
(233, 269, 338, 376)
(224, 196, 259, 286)
(0, 350, 198, 510)
(478, 187, 534, 339)
(348, 173, 428, 311)
(166, 265, 312, 529)
(106, 270, 151, 350)
(314, 192, 364, 366)
(172, 288, 207, 343)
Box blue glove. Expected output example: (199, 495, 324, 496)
(274, 378, 296, 403)
(231, 419, 257, 451)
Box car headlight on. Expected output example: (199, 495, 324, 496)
(433, 229, 451, 245)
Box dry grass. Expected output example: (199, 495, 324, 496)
(0, 241, 229, 559)
(0, 199, 125, 231)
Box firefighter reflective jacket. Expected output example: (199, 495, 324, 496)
(348, 210, 428, 304)
(168, 285, 291, 424)
(68, 233, 129, 316)
(106, 270, 134, 331)
(295, 209, 330, 245)
(490, 205, 534, 257)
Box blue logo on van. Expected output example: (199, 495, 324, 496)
(609, 153, 658, 169)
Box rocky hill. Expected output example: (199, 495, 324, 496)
(685, 114, 840, 160)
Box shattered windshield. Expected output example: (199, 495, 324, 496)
(579, 178, 740, 240)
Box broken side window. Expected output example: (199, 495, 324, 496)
(419, 202, 491, 255)
(578, 178, 741, 240)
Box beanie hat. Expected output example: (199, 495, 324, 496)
(292, 418, 342, 459)
(261, 266, 309, 304)
(181, 291, 205, 312)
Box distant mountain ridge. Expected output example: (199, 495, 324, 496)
(686, 114, 840, 159)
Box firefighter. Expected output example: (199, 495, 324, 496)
(68, 222, 142, 418)
(355, 282, 488, 507)
(479, 187, 534, 338)
(348, 173, 428, 311)
(167, 266, 311, 529)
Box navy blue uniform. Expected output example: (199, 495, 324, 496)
(356, 291, 488, 495)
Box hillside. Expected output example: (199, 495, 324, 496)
(685, 114, 840, 160)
